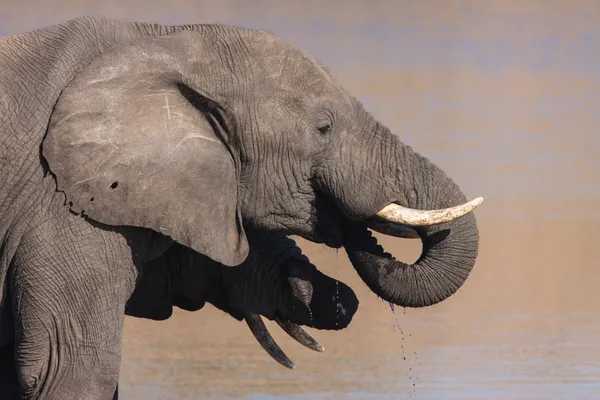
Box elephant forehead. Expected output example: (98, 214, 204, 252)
(249, 37, 338, 92)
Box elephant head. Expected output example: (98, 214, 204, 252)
(125, 234, 358, 369)
(43, 25, 481, 310)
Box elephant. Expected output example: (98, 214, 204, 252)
(0, 16, 482, 399)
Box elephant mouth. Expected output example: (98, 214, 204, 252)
(311, 192, 345, 247)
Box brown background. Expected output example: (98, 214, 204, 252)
(2, 1, 599, 399)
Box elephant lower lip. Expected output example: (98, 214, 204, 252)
(365, 219, 420, 239)
(321, 232, 342, 248)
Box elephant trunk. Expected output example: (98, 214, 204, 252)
(344, 141, 480, 308)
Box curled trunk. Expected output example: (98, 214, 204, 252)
(344, 146, 480, 308)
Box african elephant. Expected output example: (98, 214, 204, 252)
(0, 16, 481, 399)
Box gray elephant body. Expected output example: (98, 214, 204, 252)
(0, 16, 480, 399)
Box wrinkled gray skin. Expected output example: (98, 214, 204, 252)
(0, 17, 479, 399)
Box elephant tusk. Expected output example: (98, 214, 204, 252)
(275, 318, 325, 353)
(374, 197, 483, 227)
(245, 314, 295, 369)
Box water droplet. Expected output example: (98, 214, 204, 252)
(334, 280, 339, 327)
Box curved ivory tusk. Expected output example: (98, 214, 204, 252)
(276, 318, 325, 353)
(374, 197, 483, 227)
(245, 314, 295, 369)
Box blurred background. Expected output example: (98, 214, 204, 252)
(2, 1, 599, 399)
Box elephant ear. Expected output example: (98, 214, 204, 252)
(42, 32, 249, 266)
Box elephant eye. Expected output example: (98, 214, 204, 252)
(316, 123, 332, 135)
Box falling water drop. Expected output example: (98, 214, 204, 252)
(385, 299, 420, 396)
(335, 280, 339, 328)
(412, 351, 420, 396)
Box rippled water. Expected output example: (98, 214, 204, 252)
(3, 1, 599, 399)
